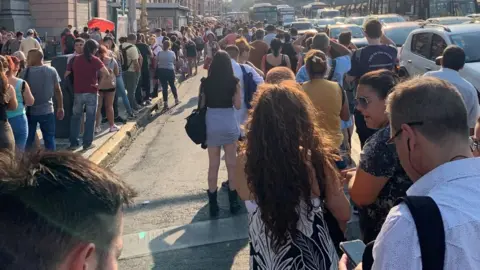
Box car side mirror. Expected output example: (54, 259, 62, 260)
(435, 56, 442, 66)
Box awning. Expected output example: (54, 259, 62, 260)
(87, 18, 115, 32)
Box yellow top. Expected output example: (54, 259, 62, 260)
(302, 79, 344, 148)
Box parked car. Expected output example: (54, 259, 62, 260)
(344, 17, 366, 26)
(399, 23, 480, 90)
(290, 21, 318, 35)
(326, 24, 368, 48)
(365, 14, 406, 25)
(426, 16, 472, 25)
(333, 16, 346, 24)
(312, 18, 336, 32)
(383, 22, 423, 47)
(467, 13, 480, 19)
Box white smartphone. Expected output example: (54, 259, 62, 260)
(339, 240, 366, 268)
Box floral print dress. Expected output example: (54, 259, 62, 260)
(358, 126, 413, 243)
(248, 199, 339, 270)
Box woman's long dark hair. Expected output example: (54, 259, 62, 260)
(205, 50, 238, 95)
(83, 39, 98, 62)
(270, 38, 282, 57)
(242, 82, 341, 251)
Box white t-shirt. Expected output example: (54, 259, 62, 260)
(156, 36, 164, 46)
(215, 28, 223, 37)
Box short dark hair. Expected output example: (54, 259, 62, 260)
(358, 69, 398, 99)
(83, 26, 88, 32)
(74, 37, 85, 44)
(338, 31, 352, 46)
(364, 19, 382, 39)
(16, 31, 23, 38)
(265, 25, 276, 32)
(290, 27, 298, 36)
(255, 29, 265, 39)
(225, 45, 240, 59)
(442, 45, 465, 71)
(0, 150, 136, 269)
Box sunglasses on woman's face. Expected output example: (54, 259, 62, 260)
(354, 96, 370, 108)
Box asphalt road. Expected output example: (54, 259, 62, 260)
(113, 69, 362, 270)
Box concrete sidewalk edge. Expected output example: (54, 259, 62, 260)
(89, 82, 182, 167)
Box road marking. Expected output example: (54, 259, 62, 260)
(120, 214, 249, 260)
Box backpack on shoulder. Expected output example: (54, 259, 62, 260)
(240, 64, 258, 109)
(119, 44, 133, 71)
(362, 196, 445, 270)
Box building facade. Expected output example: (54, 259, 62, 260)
(0, 0, 108, 35)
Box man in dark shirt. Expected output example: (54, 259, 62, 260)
(135, 33, 153, 105)
(346, 19, 397, 148)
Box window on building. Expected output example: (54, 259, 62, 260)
(411, 33, 431, 59)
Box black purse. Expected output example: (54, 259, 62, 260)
(185, 79, 207, 148)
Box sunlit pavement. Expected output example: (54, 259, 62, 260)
(114, 69, 362, 269)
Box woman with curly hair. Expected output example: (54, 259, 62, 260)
(0, 55, 19, 152)
(234, 82, 351, 269)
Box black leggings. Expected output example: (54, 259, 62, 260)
(156, 68, 178, 103)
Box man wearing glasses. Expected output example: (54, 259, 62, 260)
(340, 77, 480, 270)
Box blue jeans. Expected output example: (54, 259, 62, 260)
(116, 75, 133, 115)
(26, 113, 56, 151)
(9, 114, 28, 151)
(70, 93, 98, 147)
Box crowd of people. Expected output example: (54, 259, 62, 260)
(194, 18, 480, 270)
(0, 17, 480, 270)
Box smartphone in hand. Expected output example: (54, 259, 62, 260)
(340, 240, 366, 268)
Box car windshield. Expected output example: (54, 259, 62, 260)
(315, 19, 335, 26)
(384, 26, 420, 46)
(291, 23, 313, 30)
(346, 18, 365, 25)
(450, 32, 480, 63)
(334, 17, 346, 23)
(378, 16, 406, 23)
(329, 26, 365, 39)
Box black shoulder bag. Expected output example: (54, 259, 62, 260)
(362, 196, 445, 270)
(185, 78, 207, 149)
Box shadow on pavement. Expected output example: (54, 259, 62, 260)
(124, 192, 207, 214)
(171, 96, 199, 116)
(148, 204, 249, 269)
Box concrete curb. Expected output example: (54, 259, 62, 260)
(89, 82, 181, 167)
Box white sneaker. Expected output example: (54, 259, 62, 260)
(109, 125, 120, 132)
(95, 126, 102, 134)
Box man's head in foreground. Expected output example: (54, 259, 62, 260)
(0, 150, 136, 270)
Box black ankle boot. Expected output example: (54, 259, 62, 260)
(228, 189, 241, 214)
(207, 190, 219, 217)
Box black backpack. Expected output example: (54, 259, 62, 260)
(362, 196, 445, 270)
(120, 44, 133, 71)
(64, 35, 75, 54)
(185, 78, 207, 148)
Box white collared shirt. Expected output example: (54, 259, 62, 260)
(230, 59, 264, 128)
(372, 157, 480, 270)
(424, 68, 479, 128)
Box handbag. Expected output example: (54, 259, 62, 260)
(185, 78, 207, 147)
(98, 59, 117, 90)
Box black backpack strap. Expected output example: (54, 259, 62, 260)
(328, 58, 337, 81)
(395, 196, 445, 270)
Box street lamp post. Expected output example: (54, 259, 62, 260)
(139, 0, 149, 34)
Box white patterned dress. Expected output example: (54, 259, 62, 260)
(248, 199, 339, 270)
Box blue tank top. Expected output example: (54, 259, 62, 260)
(7, 79, 25, 119)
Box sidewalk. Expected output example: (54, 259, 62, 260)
(37, 62, 185, 166)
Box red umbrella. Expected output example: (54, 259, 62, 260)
(87, 18, 115, 32)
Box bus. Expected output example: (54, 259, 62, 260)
(369, 0, 476, 19)
(317, 9, 341, 18)
(277, 5, 295, 26)
(249, 3, 278, 25)
(302, 2, 330, 19)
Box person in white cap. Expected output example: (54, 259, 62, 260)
(19, 29, 42, 56)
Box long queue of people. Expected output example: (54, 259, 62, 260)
(194, 18, 480, 269)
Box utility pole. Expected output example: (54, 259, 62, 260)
(128, 0, 137, 34)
